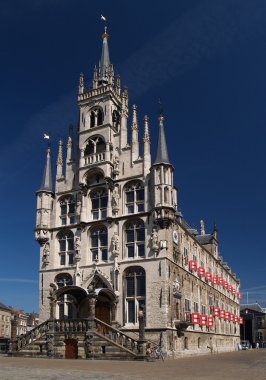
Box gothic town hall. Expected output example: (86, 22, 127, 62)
(14, 27, 242, 359)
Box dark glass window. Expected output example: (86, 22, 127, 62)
(126, 221, 145, 259)
(125, 267, 146, 324)
(91, 226, 108, 262)
(125, 182, 144, 214)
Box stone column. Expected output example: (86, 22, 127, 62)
(88, 287, 97, 328)
(137, 307, 147, 358)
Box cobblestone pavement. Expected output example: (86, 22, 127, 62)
(1, 350, 266, 380)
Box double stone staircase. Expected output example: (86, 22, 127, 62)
(10, 318, 145, 360)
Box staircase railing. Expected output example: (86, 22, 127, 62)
(94, 318, 140, 356)
(13, 319, 50, 351)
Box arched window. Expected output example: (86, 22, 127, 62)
(124, 267, 146, 324)
(91, 226, 108, 262)
(90, 108, 104, 128)
(84, 136, 106, 156)
(55, 273, 73, 288)
(90, 189, 108, 220)
(58, 231, 74, 266)
(125, 181, 144, 214)
(125, 220, 145, 258)
(59, 197, 75, 225)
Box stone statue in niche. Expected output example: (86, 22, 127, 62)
(75, 236, 81, 261)
(111, 232, 119, 255)
(42, 242, 50, 265)
(151, 228, 159, 253)
(173, 278, 181, 295)
(76, 200, 81, 216)
(111, 187, 119, 213)
(113, 154, 119, 171)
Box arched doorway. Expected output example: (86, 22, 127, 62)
(65, 338, 78, 359)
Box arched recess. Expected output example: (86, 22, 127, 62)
(84, 135, 106, 156)
(54, 283, 88, 319)
(90, 107, 104, 128)
(82, 167, 105, 187)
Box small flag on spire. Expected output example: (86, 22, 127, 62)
(101, 15, 106, 21)
(44, 133, 50, 140)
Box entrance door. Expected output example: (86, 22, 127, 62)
(65, 339, 78, 359)
(95, 305, 111, 325)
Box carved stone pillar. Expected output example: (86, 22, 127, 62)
(88, 288, 97, 328)
(138, 307, 147, 358)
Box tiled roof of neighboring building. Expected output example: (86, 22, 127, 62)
(240, 303, 265, 314)
(0, 302, 12, 312)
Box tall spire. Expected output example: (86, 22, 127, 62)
(154, 113, 170, 165)
(56, 140, 63, 179)
(99, 26, 111, 85)
(39, 144, 53, 192)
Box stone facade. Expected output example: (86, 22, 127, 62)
(34, 26, 241, 357)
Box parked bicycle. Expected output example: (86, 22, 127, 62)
(146, 342, 165, 361)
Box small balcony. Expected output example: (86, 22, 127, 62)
(84, 152, 106, 165)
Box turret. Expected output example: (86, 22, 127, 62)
(151, 113, 175, 227)
(35, 144, 54, 245)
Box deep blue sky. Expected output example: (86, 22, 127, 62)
(1, 0, 266, 312)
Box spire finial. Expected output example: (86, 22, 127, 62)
(200, 220, 205, 235)
(131, 105, 138, 131)
(158, 97, 164, 122)
(57, 140, 63, 167)
(143, 115, 150, 142)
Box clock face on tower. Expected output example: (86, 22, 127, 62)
(173, 230, 178, 245)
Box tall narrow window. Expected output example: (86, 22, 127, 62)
(58, 231, 74, 266)
(59, 197, 75, 225)
(91, 226, 108, 262)
(125, 267, 146, 324)
(125, 182, 144, 214)
(125, 221, 145, 258)
(90, 190, 108, 220)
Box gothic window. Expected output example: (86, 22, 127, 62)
(58, 231, 74, 266)
(125, 220, 145, 258)
(90, 189, 108, 220)
(55, 273, 73, 288)
(124, 267, 146, 324)
(91, 226, 108, 262)
(90, 108, 104, 128)
(125, 181, 144, 214)
(84, 136, 106, 156)
(59, 197, 75, 225)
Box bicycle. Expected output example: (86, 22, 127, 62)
(147, 342, 165, 361)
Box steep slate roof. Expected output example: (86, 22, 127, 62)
(240, 303, 265, 314)
(39, 145, 53, 192)
(99, 28, 111, 83)
(0, 302, 12, 312)
(154, 117, 170, 165)
(196, 234, 213, 245)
